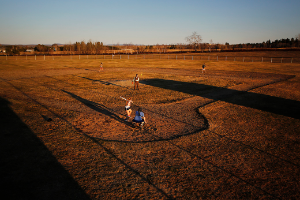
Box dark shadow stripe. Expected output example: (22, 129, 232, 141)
(141, 77, 300, 119)
(0, 97, 91, 200)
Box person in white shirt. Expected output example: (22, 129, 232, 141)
(132, 74, 139, 90)
(124, 97, 133, 121)
(202, 63, 206, 74)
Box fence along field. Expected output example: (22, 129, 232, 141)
(1, 53, 300, 63)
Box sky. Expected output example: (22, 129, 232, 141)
(1, 0, 300, 45)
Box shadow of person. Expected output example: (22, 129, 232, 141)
(0, 97, 91, 200)
(62, 90, 131, 125)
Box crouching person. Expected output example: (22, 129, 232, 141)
(132, 107, 147, 128)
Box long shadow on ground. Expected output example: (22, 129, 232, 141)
(77, 76, 127, 87)
(62, 90, 130, 125)
(141, 78, 300, 120)
(0, 97, 91, 200)
(62, 90, 210, 143)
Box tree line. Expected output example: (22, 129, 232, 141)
(1, 36, 300, 55)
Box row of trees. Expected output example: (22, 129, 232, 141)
(1, 33, 300, 55)
(185, 32, 300, 51)
(62, 41, 105, 54)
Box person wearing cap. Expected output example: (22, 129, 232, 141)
(202, 63, 206, 74)
(132, 74, 139, 90)
(132, 107, 146, 127)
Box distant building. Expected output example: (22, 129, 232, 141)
(121, 49, 135, 54)
(26, 49, 34, 52)
(52, 44, 62, 51)
(0, 48, 6, 53)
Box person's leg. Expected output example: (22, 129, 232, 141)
(125, 109, 130, 120)
(140, 119, 145, 128)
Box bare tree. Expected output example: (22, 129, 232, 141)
(209, 39, 213, 52)
(95, 42, 103, 54)
(296, 34, 300, 47)
(185, 32, 202, 50)
(86, 40, 94, 54)
(75, 42, 81, 53)
(80, 41, 86, 54)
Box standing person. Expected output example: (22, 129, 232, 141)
(132, 107, 146, 127)
(202, 63, 206, 74)
(132, 74, 139, 90)
(99, 62, 103, 72)
(125, 97, 133, 121)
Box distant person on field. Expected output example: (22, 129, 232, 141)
(99, 62, 103, 72)
(125, 97, 133, 121)
(132, 107, 146, 127)
(202, 63, 206, 74)
(132, 74, 139, 90)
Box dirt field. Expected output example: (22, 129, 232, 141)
(0, 55, 300, 199)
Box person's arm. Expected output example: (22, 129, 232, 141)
(142, 116, 146, 123)
(140, 112, 146, 123)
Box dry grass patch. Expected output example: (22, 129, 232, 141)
(1, 54, 300, 199)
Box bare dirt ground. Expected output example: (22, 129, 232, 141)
(0, 59, 300, 199)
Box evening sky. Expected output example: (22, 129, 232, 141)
(0, 0, 299, 45)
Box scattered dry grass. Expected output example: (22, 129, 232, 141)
(1, 52, 300, 199)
